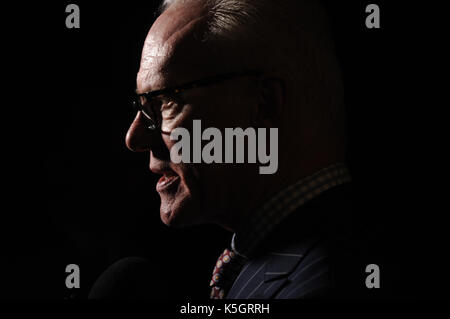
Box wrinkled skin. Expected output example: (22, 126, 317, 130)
(125, 2, 341, 231)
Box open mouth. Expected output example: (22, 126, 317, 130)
(156, 172, 180, 192)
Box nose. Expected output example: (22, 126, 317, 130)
(125, 112, 161, 152)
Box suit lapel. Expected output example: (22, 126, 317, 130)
(227, 237, 320, 299)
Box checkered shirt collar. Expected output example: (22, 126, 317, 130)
(231, 162, 351, 259)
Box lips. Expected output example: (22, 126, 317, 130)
(156, 173, 180, 192)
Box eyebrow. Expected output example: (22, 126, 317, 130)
(135, 87, 155, 95)
(135, 86, 175, 98)
(135, 78, 174, 96)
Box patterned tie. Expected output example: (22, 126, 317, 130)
(210, 248, 247, 299)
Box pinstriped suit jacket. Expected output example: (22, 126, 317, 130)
(226, 183, 360, 299)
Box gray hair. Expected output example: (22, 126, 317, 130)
(159, 0, 336, 68)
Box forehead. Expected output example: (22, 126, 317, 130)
(137, 3, 222, 90)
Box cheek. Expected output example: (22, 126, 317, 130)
(211, 99, 254, 129)
(162, 134, 176, 150)
(162, 104, 195, 133)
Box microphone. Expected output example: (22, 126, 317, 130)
(89, 257, 168, 299)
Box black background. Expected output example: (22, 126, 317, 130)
(1, 0, 448, 300)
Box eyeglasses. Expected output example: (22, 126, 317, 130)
(132, 70, 261, 131)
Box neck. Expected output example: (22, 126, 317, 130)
(221, 155, 344, 233)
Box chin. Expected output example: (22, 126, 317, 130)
(158, 186, 200, 228)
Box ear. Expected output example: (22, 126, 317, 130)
(253, 77, 286, 127)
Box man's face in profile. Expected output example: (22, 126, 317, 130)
(126, 3, 259, 229)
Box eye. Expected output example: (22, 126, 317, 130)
(156, 95, 175, 110)
(160, 99, 181, 119)
(160, 100, 175, 111)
